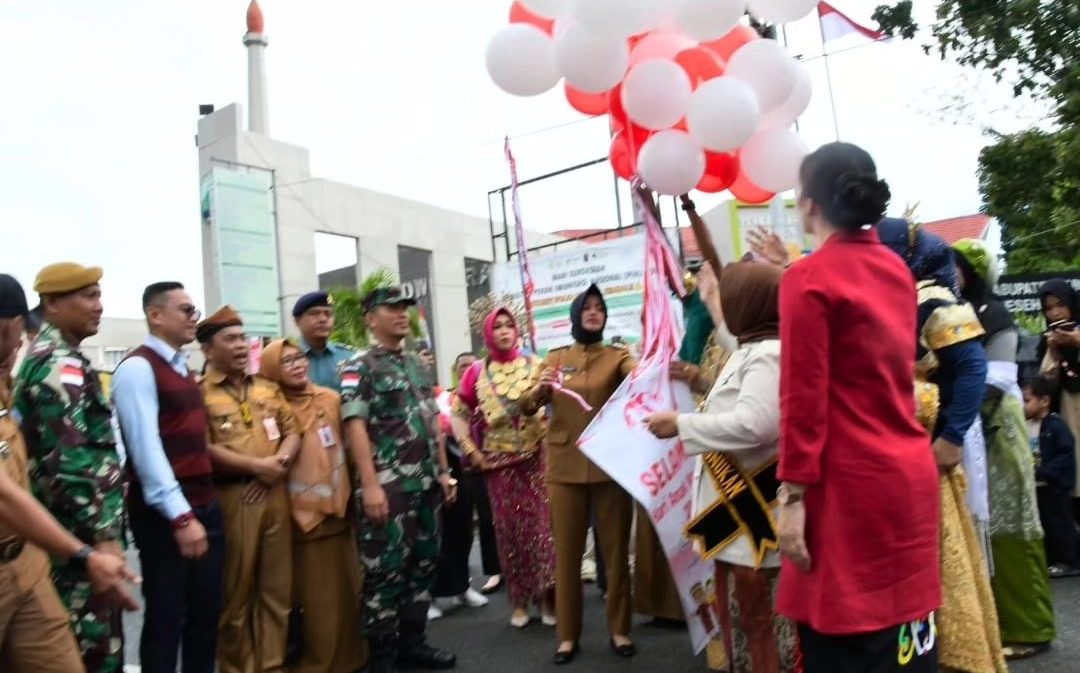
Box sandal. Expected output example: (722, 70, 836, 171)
(1048, 564, 1080, 579)
(1003, 643, 1050, 661)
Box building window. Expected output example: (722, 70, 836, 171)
(315, 232, 360, 290)
(465, 258, 491, 355)
(103, 348, 130, 372)
(398, 245, 436, 375)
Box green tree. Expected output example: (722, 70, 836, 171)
(328, 269, 423, 349)
(873, 1, 1080, 273)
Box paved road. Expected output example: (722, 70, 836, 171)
(121, 544, 1080, 673)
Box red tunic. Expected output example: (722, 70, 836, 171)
(776, 229, 941, 634)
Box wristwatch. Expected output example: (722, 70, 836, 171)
(69, 544, 95, 571)
(776, 484, 804, 507)
(171, 512, 195, 530)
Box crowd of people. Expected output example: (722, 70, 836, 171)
(0, 140, 1077, 673)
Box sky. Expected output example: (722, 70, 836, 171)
(0, 0, 1041, 318)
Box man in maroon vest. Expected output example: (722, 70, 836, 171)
(112, 282, 223, 673)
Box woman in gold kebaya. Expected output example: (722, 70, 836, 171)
(259, 339, 366, 673)
(452, 308, 556, 629)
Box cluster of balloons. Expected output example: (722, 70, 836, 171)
(486, 0, 816, 201)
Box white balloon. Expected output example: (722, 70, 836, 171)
(621, 59, 692, 130)
(520, 0, 569, 19)
(553, 21, 629, 93)
(747, 0, 818, 24)
(760, 63, 811, 130)
(485, 24, 562, 97)
(570, 0, 663, 39)
(672, 0, 747, 41)
(638, 130, 707, 195)
(725, 39, 797, 112)
(687, 77, 761, 152)
(740, 128, 809, 192)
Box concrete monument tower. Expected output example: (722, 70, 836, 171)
(243, 0, 269, 135)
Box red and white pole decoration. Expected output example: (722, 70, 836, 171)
(488, 0, 829, 202)
(503, 137, 539, 354)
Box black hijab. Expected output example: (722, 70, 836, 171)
(571, 284, 607, 345)
(955, 254, 1014, 338)
(1038, 279, 1080, 393)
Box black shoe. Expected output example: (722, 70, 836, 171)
(609, 638, 637, 658)
(553, 643, 579, 665)
(398, 640, 457, 670)
(368, 635, 398, 673)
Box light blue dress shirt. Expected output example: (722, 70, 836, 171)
(300, 339, 355, 392)
(112, 335, 193, 520)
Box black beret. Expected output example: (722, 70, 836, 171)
(292, 291, 332, 318)
(0, 275, 29, 319)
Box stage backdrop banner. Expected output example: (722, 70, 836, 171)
(578, 207, 721, 654)
(491, 235, 645, 354)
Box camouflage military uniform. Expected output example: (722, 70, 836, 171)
(13, 323, 125, 673)
(340, 344, 442, 638)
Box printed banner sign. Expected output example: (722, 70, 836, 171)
(492, 236, 646, 354)
(995, 272, 1080, 316)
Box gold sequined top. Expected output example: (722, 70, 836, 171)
(454, 356, 545, 454)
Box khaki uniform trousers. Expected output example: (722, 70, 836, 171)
(0, 544, 85, 672)
(218, 483, 293, 673)
(547, 481, 633, 643)
(290, 516, 367, 673)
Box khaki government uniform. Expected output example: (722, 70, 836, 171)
(523, 342, 636, 644)
(201, 368, 299, 673)
(0, 378, 85, 672)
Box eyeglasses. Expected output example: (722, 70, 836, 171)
(179, 305, 202, 320)
(281, 355, 308, 367)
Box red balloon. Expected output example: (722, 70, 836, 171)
(508, 1, 554, 34)
(565, 84, 610, 116)
(675, 47, 726, 89)
(703, 24, 759, 62)
(609, 109, 652, 150)
(609, 131, 635, 180)
(608, 83, 628, 126)
(701, 152, 739, 191)
(729, 170, 775, 204)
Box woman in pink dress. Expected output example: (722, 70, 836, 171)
(451, 308, 556, 628)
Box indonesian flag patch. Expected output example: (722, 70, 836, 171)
(341, 372, 360, 389)
(59, 357, 85, 388)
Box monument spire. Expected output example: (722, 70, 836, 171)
(243, 0, 269, 135)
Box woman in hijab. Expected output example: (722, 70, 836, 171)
(646, 261, 796, 673)
(521, 285, 637, 664)
(259, 339, 366, 673)
(1038, 279, 1080, 520)
(451, 308, 555, 628)
(953, 239, 1055, 659)
(877, 219, 1009, 673)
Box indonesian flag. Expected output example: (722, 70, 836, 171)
(818, 2, 886, 44)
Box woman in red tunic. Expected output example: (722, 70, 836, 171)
(775, 142, 941, 672)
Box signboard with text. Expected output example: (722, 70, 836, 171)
(995, 272, 1080, 317)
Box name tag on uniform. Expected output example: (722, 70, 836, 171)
(263, 417, 281, 441)
(318, 424, 336, 448)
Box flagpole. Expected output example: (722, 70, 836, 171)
(816, 11, 842, 141)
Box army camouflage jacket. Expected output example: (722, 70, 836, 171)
(13, 324, 124, 544)
(340, 344, 438, 493)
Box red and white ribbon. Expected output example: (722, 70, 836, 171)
(551, 371, 593, 412)
(504, 138, 538, 353)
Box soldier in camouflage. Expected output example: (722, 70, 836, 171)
(13, 263, 128, 673)
(341, 286, 458, 673)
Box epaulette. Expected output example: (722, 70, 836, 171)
(547, 346, 569, 354)
(608, 342, 630, 351)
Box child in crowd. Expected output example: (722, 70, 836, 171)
(1024, 376, 1080, 578)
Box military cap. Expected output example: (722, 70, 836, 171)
(34, 262, 103, 295)
(362, 285, 416, 314)
(196, 305, 244, 344)
(292, 290, 332, 318)
(0, 274, 29, 319)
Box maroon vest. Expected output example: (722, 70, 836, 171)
(125, 345, 216, 509)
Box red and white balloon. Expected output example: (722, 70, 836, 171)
(485, 0, 817, 196)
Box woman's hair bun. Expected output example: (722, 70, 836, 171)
(798, 142, 891, 231)
(831, 171, 891, 230)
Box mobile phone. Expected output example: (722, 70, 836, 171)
(1049, 320, 1077, 332)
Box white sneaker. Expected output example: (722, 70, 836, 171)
(541, 612, 557, 627)
(463, 587, 490, 607)
(427, 604, 444, 621)
(434, 596, 463, 612)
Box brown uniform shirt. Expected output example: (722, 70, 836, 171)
(200, 368, 299, 474)
(0, 378, 31, 542)
(524, 342, 636, 484)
